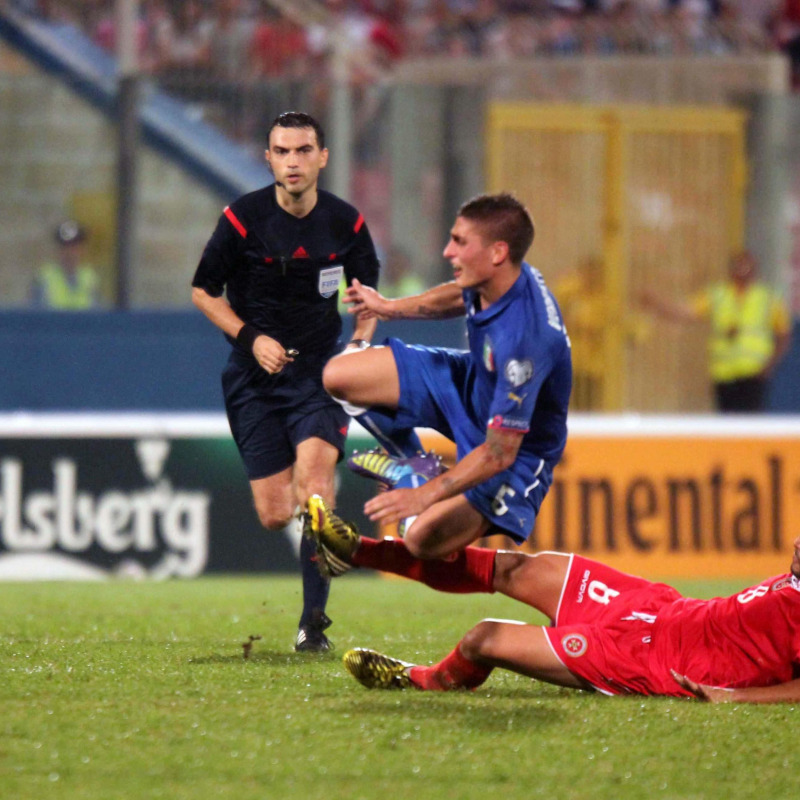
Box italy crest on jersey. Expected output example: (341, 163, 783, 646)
(319, 265, 344, 298)
(483, 337, 495, 372)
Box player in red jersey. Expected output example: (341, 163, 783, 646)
(305, 497, 800, 703)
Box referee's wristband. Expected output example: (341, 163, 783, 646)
(347, 338, 370, 350)
(236, 324, 260, 352)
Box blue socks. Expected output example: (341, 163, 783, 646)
(351, 407, 422, 457)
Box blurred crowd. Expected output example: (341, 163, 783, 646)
(9, 0, 800, 80)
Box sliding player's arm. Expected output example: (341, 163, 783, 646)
(671, 671, 800, 704)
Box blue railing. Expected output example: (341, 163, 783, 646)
(0, 7, 272, 199)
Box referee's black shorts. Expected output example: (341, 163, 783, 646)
(222, 352, 348, 480)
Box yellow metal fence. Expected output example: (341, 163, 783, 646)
(487, 103, 747, 411)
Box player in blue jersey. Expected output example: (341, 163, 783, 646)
(191, 112, 380, 651)
(314, 193, 571, 562)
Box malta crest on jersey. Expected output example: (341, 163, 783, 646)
(561, 633, 588, 658)
(319, 265, 344, 298)
(504, 358, 533, 387)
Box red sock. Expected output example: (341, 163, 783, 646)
(409, 644, 493, 691)
(352, 538, 496, 594)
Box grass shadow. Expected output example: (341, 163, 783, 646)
(188, 648, 339, 666)
(333, 692, 564, 731)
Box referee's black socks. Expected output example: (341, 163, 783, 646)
(299, 534, 331, 629)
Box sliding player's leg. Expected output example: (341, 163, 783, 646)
(344, 621, 591, 692)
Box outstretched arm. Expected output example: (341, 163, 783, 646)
(639, 289, 701, 323)
(671, 671, 800, 704)
(343, 278, 465, 321)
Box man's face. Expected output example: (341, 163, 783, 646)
(442, 217, 499, 290)
(729, 253, 755, 284)
(265, 126, 328, 198)
(791, 535, 800, 579)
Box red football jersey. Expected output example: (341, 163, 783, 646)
(653, 574, 800, 691)
(546, 556, 800, 697)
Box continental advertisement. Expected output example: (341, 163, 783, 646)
(528, 434, 800, 578)
(424, 419, 800, 579)
(0, 416, 798, 580)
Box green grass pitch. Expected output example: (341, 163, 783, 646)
(0, 573, 795, 800)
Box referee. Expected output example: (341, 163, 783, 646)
(192, 112, 380, 651)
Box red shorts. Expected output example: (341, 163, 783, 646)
(543, 555, 687, 696)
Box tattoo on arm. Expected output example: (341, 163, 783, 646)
(485, 428, 522, 465)
(395, 283, 465, 320)
(439, 473, 463, 495)
(486, 432, 508, 462)
(432, 428, 524, 500)
(413, 302, 449, 319)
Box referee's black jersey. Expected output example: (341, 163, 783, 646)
(192, 185, 380, 362)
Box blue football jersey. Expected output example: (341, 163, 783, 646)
(462, 262, 571, 473)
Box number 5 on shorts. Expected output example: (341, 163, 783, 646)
(491, 484, 516, 516)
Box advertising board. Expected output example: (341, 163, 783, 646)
(1, 414, 797, 579)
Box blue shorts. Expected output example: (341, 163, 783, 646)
(222, 351, 348, 480)
(387, 338, 551, 544)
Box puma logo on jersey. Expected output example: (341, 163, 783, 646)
(507, 391, 527, 407)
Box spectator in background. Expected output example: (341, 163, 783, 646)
(640, 251, 791, 412)
(209, 0, 255, 82)
(453, 0, 504, 55)
(247, 8, 315, 144)
(150, 0, 215, 99)
(403, 0, 463, 55)
(92, 0, 153, 63)
(31, 221, 103, 310)
(362, 0, 407, 63)
(540, 3, 582, 54)
(205, 0, 256, 139)
(605, 0, 652, 53)
(249, 6, 311, 80)
(774, 0, 800, 89)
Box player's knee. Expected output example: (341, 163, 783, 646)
(402, 520, 461, 560)
(496, 550, 563, 590)
(254, 505, 292, 531)
(295, 478, 335, 508)
(493, 552, 531, 590)
(322, 358, 350, 400)
(459, 619, 501, 661)
(402, 531, 441, 560)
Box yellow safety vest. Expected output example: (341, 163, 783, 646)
(707, 282, 775, 382)
(38, 263, 98, 309)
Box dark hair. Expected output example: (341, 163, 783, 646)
(267, 111, 325, 150)
(457, 193, 534, 265)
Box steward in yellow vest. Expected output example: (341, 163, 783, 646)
(32, 221, 102, 310)
(641, 252, 791, 412)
